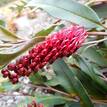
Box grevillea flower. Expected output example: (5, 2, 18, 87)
(1, 25, 88, 84)
(27, 100, 44, 107)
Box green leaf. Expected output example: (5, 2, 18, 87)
(0, 87, 5, 92)
(74, 55, 107, 93)
(65, 102, 80, 107)
(29, 72, 44, 84)
(18, 94, 72, 107)
(52, 59, 75, 93)
(27, 0, 101, 28)
(1, 81, 21, 91)
(92, 4, 107, 19)
(35, 24, 57, 37)
(0, 25, 22, 42)
(45, 76, 61, 86)
(71, 66, 107, 99)
(0, 36, 45, 66)
(17, 96, 34, 107)
(0, 20, 5, 26)
(36, 94, 74, 107)
(81, 47, 107, 67)
(53, 59, 94, 107)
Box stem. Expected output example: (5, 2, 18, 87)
(86, 0, 107, 5)
(92, 99, 107, 104)
(21, 83, 78, 102)
(99, 23, 107, 30)
(45, 84, 73, 98)
(85, 0, 95, 5)
(53, 19, 61, 24)
(20, 83, 107, 104)
(88, 32, 107, 36)
(83, 37, 107, 46)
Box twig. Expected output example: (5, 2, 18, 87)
(88, 32, 107, 36)
(83, 37, 107, 46)
(20, 83, 107, 104)
(92, 98, 107, 104)
(53, 19, 61, 24)
(86, 0, 107, 5)
(21, 83, 78, 102)
(45, 84, 74, 98)
(82, 44, 97, 51)
(25, 83, 69, 96)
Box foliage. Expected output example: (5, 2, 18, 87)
(0, 0, 107, 107)
(27, 0, 101, 28)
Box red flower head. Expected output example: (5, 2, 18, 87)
(1, 25, 88, 84)
(27, 100, 44, 107)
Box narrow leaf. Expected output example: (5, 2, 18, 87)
(53, 59, 94, 107)
(29, 72, 44, 84)
(81, 47, 107, 67)
(74, 55, 107, 92)
(35, 24, 57, 37)
(27, 0, 101, 28)
(92, 4, 107, 18)
(0, 25, 22, 42)
(36, 94, 74, 107)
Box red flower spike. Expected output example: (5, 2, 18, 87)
(3, 71, 9, 78)
(27, 104, 32, 107)
(38, 104, 44, 107)
(27, 100, 44, 107)
(1, 69, 10, 78)
(7, 64, 16, 71)
(11, 78, 18, 84)
(1, 25, 88, 84)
